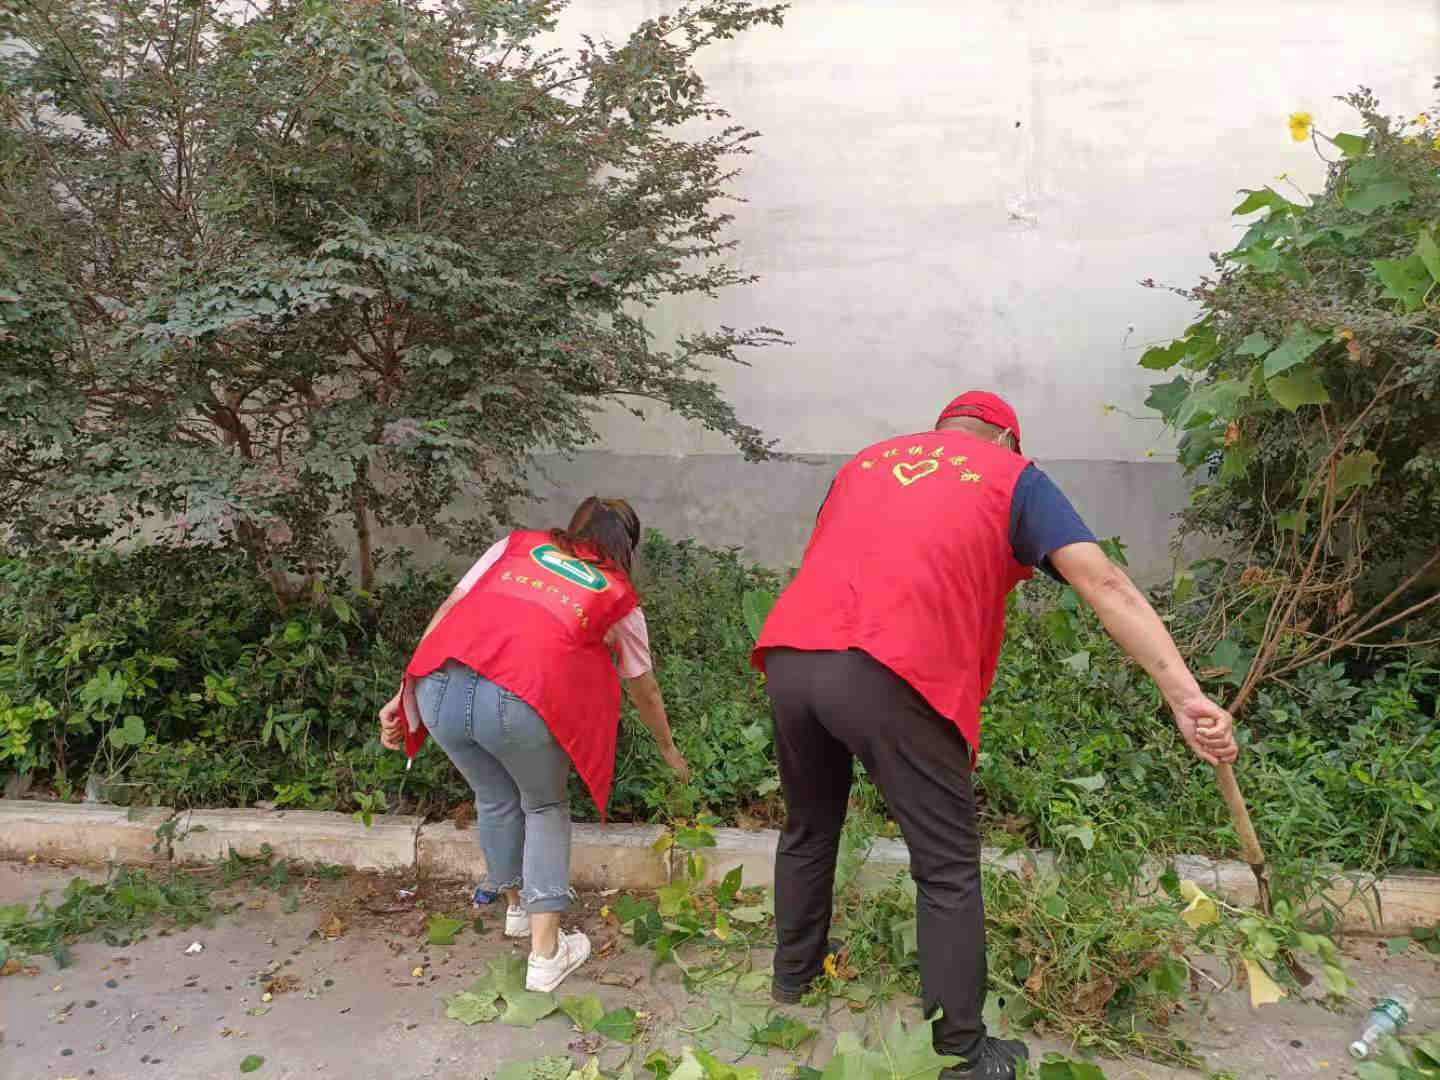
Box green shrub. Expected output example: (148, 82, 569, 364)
(600, 534, 785, 823)
(2, 537, 1437, 874)
(0, 546, 467, 810)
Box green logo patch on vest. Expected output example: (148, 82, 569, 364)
(530, 544, 609, 592)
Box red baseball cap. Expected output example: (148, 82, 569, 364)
(935, 391, 1022, 450)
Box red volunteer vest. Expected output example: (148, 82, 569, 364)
(752, 431, 1033, 760)
(403, 530, 638, 815)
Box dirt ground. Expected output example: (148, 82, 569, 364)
(1, 858, 1437, 1080)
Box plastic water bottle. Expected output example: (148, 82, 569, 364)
(1349, 986, 1416, 1059)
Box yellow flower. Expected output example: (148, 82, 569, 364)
(1179, 880, 1219, 929)
(1432, 135, 1440, 152)
(1415, 112, 1431, 126)
(1339, 328, 1355, 341)
(823, 953, 840, 978)
(1288, 112, 1313, 142)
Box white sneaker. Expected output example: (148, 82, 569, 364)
(525, 930, 591, 993)
(505, 905, 530, 938)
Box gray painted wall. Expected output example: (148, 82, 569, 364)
(367, 451, 1193, 585)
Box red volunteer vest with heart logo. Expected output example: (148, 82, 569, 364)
(404, 530, 638, 815)
(752, 431, 1033, 760)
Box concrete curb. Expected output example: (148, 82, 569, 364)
(2, 800, 1437, 930)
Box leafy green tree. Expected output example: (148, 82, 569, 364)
(1141, 89, 1440, 711)
(0, 0, 785, 599)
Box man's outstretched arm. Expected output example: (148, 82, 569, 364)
(1049, 541, 1239, 766)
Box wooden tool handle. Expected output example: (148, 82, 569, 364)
(1215, 761, 1266, 867)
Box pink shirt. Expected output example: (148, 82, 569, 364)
(456, 538, 654, 679)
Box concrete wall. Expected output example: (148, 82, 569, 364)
(376, 1, 1439, 583)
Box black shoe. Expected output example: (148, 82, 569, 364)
(771, 978, 812, 1004)
(770, 939, 848, 1004)
(940, 1038, 1030, 1080)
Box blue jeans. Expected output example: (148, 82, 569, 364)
(417, 660, 573, 913)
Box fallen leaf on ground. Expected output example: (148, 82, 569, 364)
(427, 916, 465, 946)
(1242, 954, 1286, 1008)
(240, 1054, 265, 1073)
(595, 971, 639, 989)
(262, 975, 299, 996)
(0, 959, 21, 977)
(446, 990, 501, 1026)
(320, 916, 344, 941)
(412, 966, 425, 978)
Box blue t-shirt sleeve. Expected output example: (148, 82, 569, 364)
(1010, 465, 1097, 581)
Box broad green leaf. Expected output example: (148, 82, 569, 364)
(1248, 927, 1279, 960)
(1345, 179, 1412, 215)
(740, 589, 776, 643)
(751, 1014, 816, 1050)
(1219, 439, 1257, 481)
(1231, 187, 1295, 216)
(1176, 378, 1250, 429)
(470, 953, 557, 1028)
(658, 881, 692, 917)
(240, 1056, 266, 1074)
(500, 988, 559, 1028)
(1331, 132, 1368, 157)
(1264, 324, 1328, 379)
(1334, 451, 1380, 495)
(1061, 773, 1106, 793)
(820, 1013, 961, 1080)
(1418, 230, 1440, 283)
(427, 915, 464, 945)
(446, 989, 501, 1025)
(1172, 569, 1196, 604)
(1236, 331, 1272, 357)
(1230, 245, 1281, 273)
(560, 994, 606, 1032)
(681, 1048, 760, 1080)
(1060, 651, 1090, 674)
(713, 911, 732, 941)
(735, 971, 771, 994)
(1139, 339, 1190, 371)
(1144, 376, 1190, 421)
(728, 905, 767, 924)
(891, 916, 918, 958)
(674, 826, 717, 850)
(1057, 824, 1095, 852)
(330, 596, 353, 623)
(1276, 509, 1310, 533)
(1267, 367, 1330, 412)
(1353, 1063, 1402, 1080)
(595, 1006, 639, 1043)
(651, 832, 675, 855)
(1322, 963, 1351, 994)
(716, 866, 743, 906)
(1038, 1060, 1108, 1080)
(1374, 254, 1431, 310)
(1205, 640, 1245, 675)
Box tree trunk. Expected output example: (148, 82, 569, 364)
(353, 481, 375, 592)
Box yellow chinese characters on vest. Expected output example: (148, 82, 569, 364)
(857, 444, 982, 488)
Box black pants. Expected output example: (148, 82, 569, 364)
(766, 648, 987, 1060)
